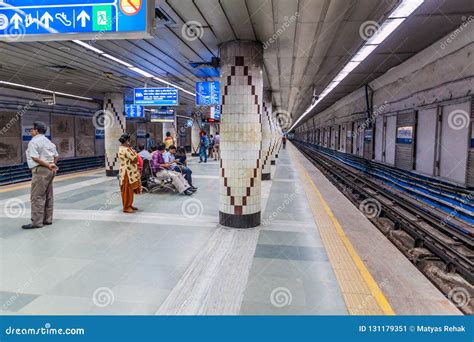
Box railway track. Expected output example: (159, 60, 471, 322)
(297, 143, 474, 314)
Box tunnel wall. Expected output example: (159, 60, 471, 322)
(295, 21, 474, 188)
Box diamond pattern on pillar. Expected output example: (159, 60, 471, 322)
(104, 93, 125, 176)
(261, 91, 273, 180)
(219, 41, 263, 228)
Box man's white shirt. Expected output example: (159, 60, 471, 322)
(26, 134, 59, 169)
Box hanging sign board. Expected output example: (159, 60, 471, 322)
(0, 0, 153, 42)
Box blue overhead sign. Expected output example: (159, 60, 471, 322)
(211, 105, 221, 121)
(0, 0, 152, 42)
(134, 88, 179, 106)
(196, 81, 220, 106)
(125, 104, 144, 118)
(150, 108, 175, 123)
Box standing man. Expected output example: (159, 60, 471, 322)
(145, 133, 154, 151)
(282, 134, 287, 149)
(198, 131, 209, 163)
(22, 122, 59, 229)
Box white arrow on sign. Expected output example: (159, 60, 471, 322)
(77, 10, 90, 28)
(10, 13, 23, 30)
(40, 12, 53, 28)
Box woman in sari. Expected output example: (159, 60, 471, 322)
(118, 133, 141, 213)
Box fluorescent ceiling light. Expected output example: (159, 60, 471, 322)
(389, 0, 424, 18)
(72, 40, 196, 97)
(129, 67, 154, 78)
(366, 18, 405, 45)
(72, 40, 104, 54)
(102, 54, 133, 68)
(0, 80, 94, 101)
(153, 77, 174, 87)
(351, 45, 378, 62)
(288, 1, 424, 132)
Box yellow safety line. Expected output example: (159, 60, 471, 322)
(293, 148, 395, 315)
(0, 168, 104, 193)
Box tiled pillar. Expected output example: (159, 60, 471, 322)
(191, 117, 202, 156)
(270, 106, 278, 165)
(274, 110, 282, 159)
(219, 40, 263, 228)
(261, 91, 273, 180)
(104, 93, 125, 176)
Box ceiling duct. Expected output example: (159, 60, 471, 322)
(45, 65, 78, 73)
(155, 7, 177, 28)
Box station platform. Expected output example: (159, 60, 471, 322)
(0, 145, 461, 315)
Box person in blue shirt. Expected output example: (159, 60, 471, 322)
(164, 145, 197, 190)
(145, 133, 154, 151)
(199, 131, 209, 163)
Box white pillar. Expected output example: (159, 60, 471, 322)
(270, 106, 278, 165)
(261, 91, 272, 180)
(191, 117, 202, 156)
(219, 41, 263, 228)
(104, 93, 125, 176)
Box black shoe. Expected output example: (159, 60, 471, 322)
(43, 222, 53, 225)
(184, 189, 194, 196)
(188, 187, 197, 193)
(22, 224, 43, 229)
(198, 161, 203, 163)
(190, 186, 198, 190)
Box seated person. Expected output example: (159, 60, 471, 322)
(151, 144, 195, 196)
(163, 145, 197, 190)
(138, 144, 152, 160)
(175, 147, 188, 166)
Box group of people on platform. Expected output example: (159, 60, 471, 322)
(21, 123, 286, 226)
(198, 131, 220, 163)
(118, 131, 199, 214)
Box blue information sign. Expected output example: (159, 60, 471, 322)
(125, 104, 144, 118)
(211, 105, 221, 121)
(196, 81, 220, 106)
(0, 0, 151, 42)
(134, 88, 179, 106)
(150, 107, 175, 123)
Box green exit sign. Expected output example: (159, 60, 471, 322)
(93, 5, 112, 31)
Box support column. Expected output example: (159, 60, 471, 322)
(191, 116, 201, 156)
(270, 106, 278, 165)
(261, 91, 273, 180)
(104, 93, 125, 176)
(219, 40, 263, 228)
(274, 109, 282, 159)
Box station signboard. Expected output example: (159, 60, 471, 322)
(134, 88, 179, 106)
(125, 104, 144, 118)
(210, 105, 221, 121)
(396, 126, 413, 144)
(150, 108, 175, 123)
(196, 81, 220, 106)
(0, 0, 153, 42)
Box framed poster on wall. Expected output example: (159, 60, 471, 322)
(0, 112, 21, 166)
(52, 115, 75, 158)
(75, 117, 95, 157)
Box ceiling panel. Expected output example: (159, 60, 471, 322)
(1, 0, 471, 128)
